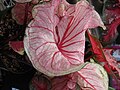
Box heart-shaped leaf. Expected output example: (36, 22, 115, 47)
(24, 0, 105, 76)
(77, 63, 108, 90)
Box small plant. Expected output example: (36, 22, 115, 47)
(0, 0, 120, 90)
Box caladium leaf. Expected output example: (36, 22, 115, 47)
(12, 3, 33, 25)
(30, 74, 51, 90)
(51, 62, 89, 90)
(24, 0, 105, 76)
(103, 49, 120, 76)
(87, 31, 120, 77)
(87, 31, 113, 73)
(87, 31, 106, 63)
(103, 18, 120, 42)
(52, 63, 108, 90)
(105, 7, 120, 25)
(51, 73, 78, 90)
(103, 6, 120, 42)
(9, 41, 24, 55)
(77, 63, 108, 90)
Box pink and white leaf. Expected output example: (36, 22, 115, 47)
(77, 63, 108, 90)
(24, 0, 104, 76)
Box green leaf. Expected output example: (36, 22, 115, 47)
(108, 87, 115, 90)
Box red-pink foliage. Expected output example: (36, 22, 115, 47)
(51, 73, 77, 90)
(31, 75, 51, 90)
(103, 5, 120, 42)
(87, 31, 120, 77)
(9, 41, 24, 55)
(103, 49, 120, 76)
(12, 3, 33, 25)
